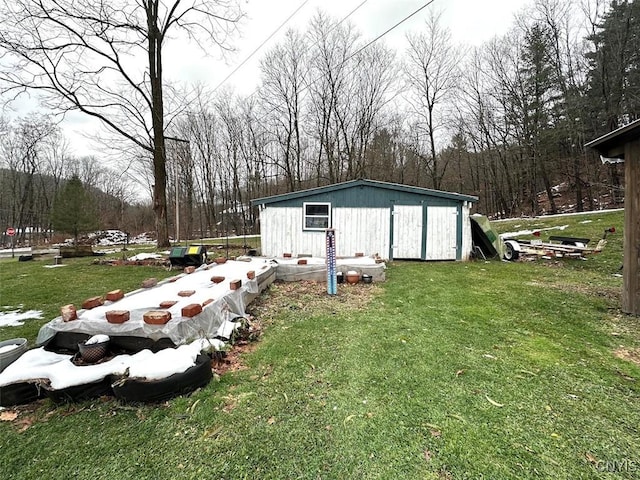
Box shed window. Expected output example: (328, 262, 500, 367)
(303, 202, 331, 230)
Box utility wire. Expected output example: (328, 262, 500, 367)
(303, 0, 371, 58)
(212, 0, 371, 95)
(211, 0, 311, 94)
(300, 0, 438, 95)
(348, 0, 437, 61)
(257, 0, 438, 123)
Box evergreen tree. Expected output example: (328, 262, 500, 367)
(587, 0, 640, 132)
(518, 23, 561, 214)
(50, 175, 98, 244)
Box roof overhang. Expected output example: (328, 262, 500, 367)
(251, 179, 479, 206)
(585, 118, 640, 159)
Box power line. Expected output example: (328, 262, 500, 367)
(212, 0, 371, 95)
(348, 0, 437, 61)
(303, 0, 371, 57)
(257, 0, 437, 123)
(211, 0, 311, 94)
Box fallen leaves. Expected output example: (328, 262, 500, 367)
(343, 414, 356, 425)
(485, 394, 504, 408)
(585, 452, 599, 465)
(0, 409, 35, 432)
(187, 399, 201, 414)
(0, 410, 18, 422)
(614, 347, 640, 366)
(448, 413, 466, 422)
(247, 280, 381, 326)
(201, 425, 223, 440)
(211, 341, 258, 376)
(14, 417, 34, 433)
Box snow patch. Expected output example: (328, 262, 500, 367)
(127, 252, 162, 261)
(0, 338, 211, 389)
(86, 334, 109, 345)
(58, 230, 156, 247)
(127, 343, 200, 381)
(0, 309, 43, 327)
(0, 344, 19, 354)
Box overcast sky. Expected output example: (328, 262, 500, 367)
(168, 0, 527, 95)
(50, 0, 528, 158)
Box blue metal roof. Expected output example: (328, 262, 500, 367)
(251, 179, 478, 206)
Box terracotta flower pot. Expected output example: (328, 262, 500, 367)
(346, 271, 360, 284)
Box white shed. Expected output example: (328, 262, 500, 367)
(251, 179, 478, 260)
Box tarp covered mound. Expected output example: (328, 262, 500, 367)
(1, 259, 277, 405)
(36, 258, 275, 348)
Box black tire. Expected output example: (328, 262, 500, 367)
(504, 242, 519, 261)
(45, 377, 114, 404)
(0, 382, 44, 407)
(112, 354, 212, 403)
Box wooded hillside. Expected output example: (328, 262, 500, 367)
(0, 1, 636, 241)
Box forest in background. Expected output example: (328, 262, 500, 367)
(0, 0, 636, 244)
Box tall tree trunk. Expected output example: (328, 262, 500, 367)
(147, 2, 169, 247)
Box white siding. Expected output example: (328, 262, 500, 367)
(425, 206, 458, 260)
(392, 205, 423, 259)
(260, 206, 390, 258)
(460, 203, 472, 260)
(333, 208, 390, 258)
(260, 207, 325, 257)
(259, 202, 473, 261)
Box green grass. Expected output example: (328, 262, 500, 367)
(1, 210, 639, 479)
(0, 253, 176, 340)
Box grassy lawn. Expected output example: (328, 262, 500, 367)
(1, 211, 639, 479)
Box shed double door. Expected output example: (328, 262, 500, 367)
(392, 205, 458, 260)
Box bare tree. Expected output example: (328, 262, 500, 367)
(0, 115, 58, 243)
(346, 43, 398, 179)
(259, 29, 309, 191)
(182, 104, 222, 237)
(404, 10, 461, 190)
(457, 39, 526, 216)
(0, 0, 243, 247)
(307, 12, 361, 184)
